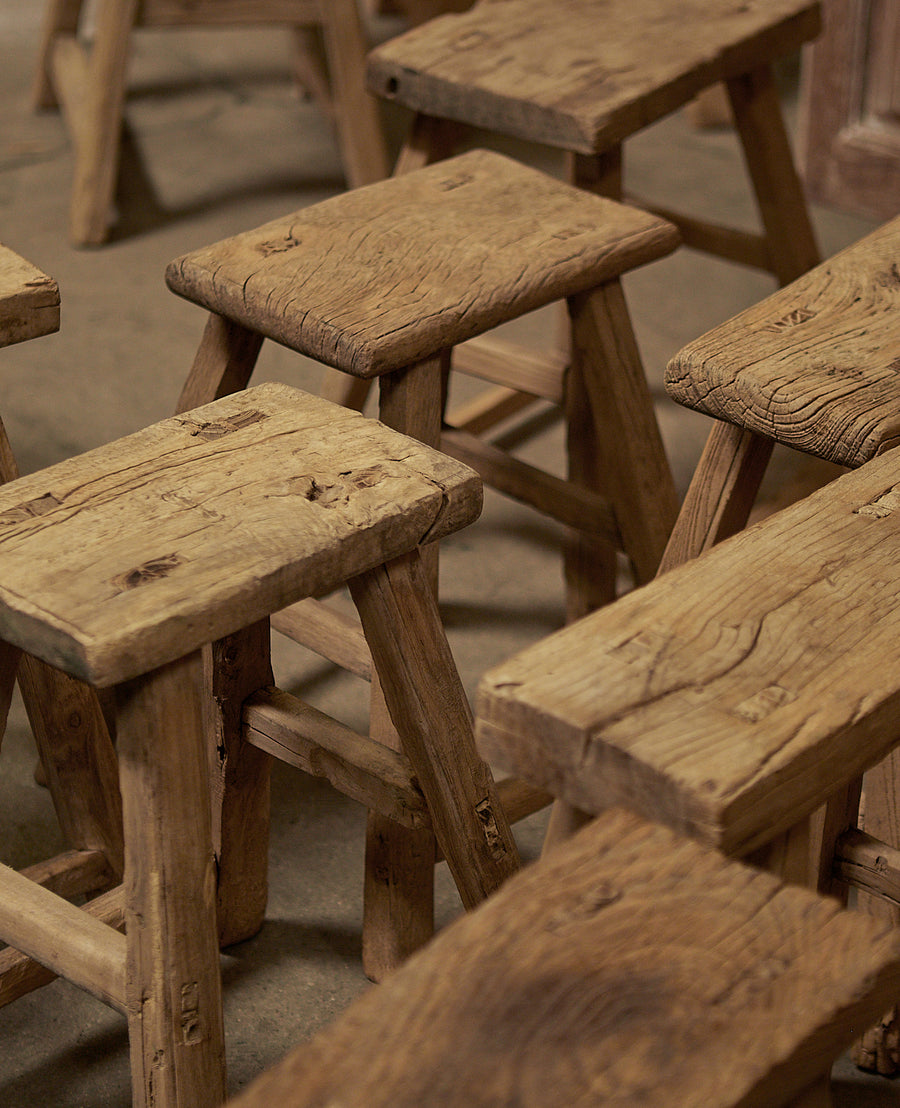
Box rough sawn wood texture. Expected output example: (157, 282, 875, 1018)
(477, 447, 900, 857)
(226, 808, 900, 1108)
(0, 244, 60, 348)
(165, 149, 679, 378)
(366, 0, 820, 153)
(666, 214, 900, 467)
(0, 381, 481, 686)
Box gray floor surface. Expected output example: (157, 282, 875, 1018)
(0, 3, 898, 1104)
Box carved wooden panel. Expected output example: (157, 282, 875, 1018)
(800, 0, 900, 219)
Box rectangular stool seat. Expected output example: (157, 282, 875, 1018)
(666, 215, 900, 468)
(367, 0, 820, 154)
(0, 382, 481, 687)
(225, 808, 900, 1108)
(166, 149, 678, 378)
(477, 447, 900, 857)
(0, 245, 60, 348)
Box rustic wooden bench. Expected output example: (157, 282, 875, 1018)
(0, 381, 519, 1107)
(658, 211, 900, 1071)
(477, 445, 900, 879)
(353, 0, 822, 436)
(224, 807, 900, 1108)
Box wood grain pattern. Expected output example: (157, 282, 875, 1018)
(477, 448, 900, 858)
(665, 216, 900, 467)
(351, 551, 520, 909)
(367, 0, 820, 154)
(0, 246, 60, 349)
(0, 860, 126, 1012)
(117, 650, 225, 1108)
(226, 808, 900, 1108)
(244, 685, 431, 829)
(0, 382, 481, 686)
(166, 149, 678, 378)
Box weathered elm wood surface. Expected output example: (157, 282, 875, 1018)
(366, 0, 820, 154)
(226, 808, 900, 1108)
(0, 245, 59, 348)
(166, 149, 679, 378)
(666, 215, 900, 468)
(0, 382, 481, 686)
(117, 649, 226, 1108)
(350, 550, 520, 910)
(477, 449, 900, 858)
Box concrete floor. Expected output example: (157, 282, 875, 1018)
(0, 3, 898, 1104)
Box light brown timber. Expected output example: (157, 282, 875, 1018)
(477, 450, 900, 860)
(225, 808, 900, 1108)
(0, 383, 482, 687)
(117, 650, 226, 1108)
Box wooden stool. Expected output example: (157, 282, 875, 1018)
(33, 0, 389, 246)
(168, 148, 680, 618)
(167, 149, 678, 976)
(353, 0, 823, 434)
(225, 808, 900, 1108)
(0, 246, 124, 924)
(0, 381, 518, 1106)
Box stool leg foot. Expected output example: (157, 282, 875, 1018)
(117, 651, 225, 1108)
(362, 672, 435, 980)
(362, 810, 435, 983)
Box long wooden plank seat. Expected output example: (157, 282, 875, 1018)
(225, 807, 900, 1108)
(656, 213, 900, 1071)
(0, 382, 519, 1106)
(477, 449, 900, 869)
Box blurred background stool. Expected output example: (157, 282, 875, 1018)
(32, 0, 389, 246)
(225, 809, 900, 1108)
(356, 0, 823, 438)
